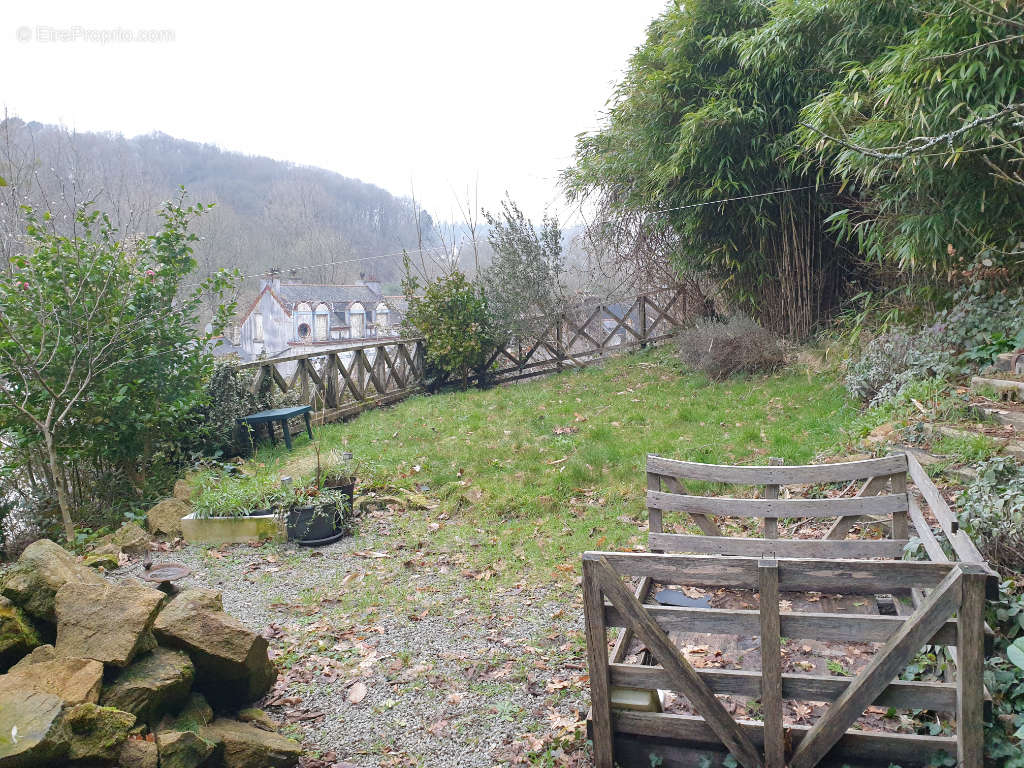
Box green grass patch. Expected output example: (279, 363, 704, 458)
(194, 348, 856, 583)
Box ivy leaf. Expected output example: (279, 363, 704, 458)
(1007, 638, 1024, 671)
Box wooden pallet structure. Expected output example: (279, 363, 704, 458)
(583, 452, 997, 768)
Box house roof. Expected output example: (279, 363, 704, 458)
(277, 282, 383, 312)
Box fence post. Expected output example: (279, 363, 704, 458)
(555, 314, 564, 373)
(759, 559, 784, 768)
(958, 564, 988, 768)
(639, 294, 648, 348)
(582, 558, 614, 768)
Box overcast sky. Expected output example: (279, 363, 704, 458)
(1, 1, 665, 223)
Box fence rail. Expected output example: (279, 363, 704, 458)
(235, 286, 694, 426)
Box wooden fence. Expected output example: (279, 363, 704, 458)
(235, 285, 693, 424)
(584, 451, 998, 768)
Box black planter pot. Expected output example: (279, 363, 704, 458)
(286, 503, 347, 547)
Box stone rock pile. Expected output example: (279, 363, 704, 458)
(0, 539, 301, 768)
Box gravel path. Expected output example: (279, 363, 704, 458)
(117, 511, 592, 767)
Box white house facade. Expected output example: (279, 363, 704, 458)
(213, 273, 407, 363)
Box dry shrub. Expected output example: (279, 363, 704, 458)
(677, 316, 785, 380)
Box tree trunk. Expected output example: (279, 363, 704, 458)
(44, 434, 75, 542)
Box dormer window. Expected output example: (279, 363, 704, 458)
(375, 302, 389, 329)
(349, 302, 365, 338)
(315, 303, 329, 341)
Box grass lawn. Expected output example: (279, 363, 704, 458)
(184, 347, 869, 765)
(197, 346, 858, 585)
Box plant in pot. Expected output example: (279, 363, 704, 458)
(283, 443, 355, 546)
(183, 467, 289, 544)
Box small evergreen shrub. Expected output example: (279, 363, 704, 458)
(677, 316, 785, 380)
(844, 328, 954, 405)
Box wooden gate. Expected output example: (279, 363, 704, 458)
(583, 453, 996, 768)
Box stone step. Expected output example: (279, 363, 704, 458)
(898, 445, 977, 483)
(922, 422, 1024, 461)
(995, 351, 1024, 375)
(970, 404, 1024, 433)
(971, 375, 1024, 402)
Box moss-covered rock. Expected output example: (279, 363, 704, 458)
(0, 688, 69, 766)
(236, 707, 276, 731)
(156, 729, 217, 768)
(0, 596, 39, 671)
(83, 552, 121, 571)
(0, 538, 105, 624)
(93, 522, 152, 556)
(101, 647, 194, 724)
(171, 692, 214, 733)
(64, 702, 136, 762)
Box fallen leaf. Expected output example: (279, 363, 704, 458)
(348, 682, 367, 704)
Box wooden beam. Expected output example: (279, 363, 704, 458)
(824, 475, 890, 540)
(582, 559, 614, 768)
(648, 533, 908, 559)
(604, 604, 960, 646)
(590, 556, 765, 768)
(647, 491, 908, 519)
(957, 565, 989, 768)
(611, 710, 957, 767)
(647, 454, 909, 486)
(607, 664, 959, 711)
(788, 566, 963, 768)
(664, 476, 723, 537)
(763, 458, 783, 540)
(584, 551, 955, 594)
(759, 560, 784, 768)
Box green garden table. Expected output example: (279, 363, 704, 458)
(238, 405, 313, 450)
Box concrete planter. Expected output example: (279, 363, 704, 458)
(180, 510, 283, 545)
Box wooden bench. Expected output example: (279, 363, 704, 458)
(238, 405, 313, 450)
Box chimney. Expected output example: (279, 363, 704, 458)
(359, 273, 382, 296)
(259, 268, 281, 293)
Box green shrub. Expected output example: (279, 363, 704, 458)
(958, 457, 1024, 573)
(677, 316, 785, 381)
(401, 268, 497, 387)
(844, 328, 954, 405)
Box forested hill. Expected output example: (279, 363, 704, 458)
(0, 118, 435, 294)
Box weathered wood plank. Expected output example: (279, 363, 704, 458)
(647, 491, 909, 519)
(905, 453, 988, 565)
(583, 551, 955, 594)
(607, 664, 959, 711)
(609, 577, 654, 665)
(763, 457, 783, 540)
(759, 560, 784, 768)
(603, 604, 960, 646)
(611, 710, 957, 767)
(582, 559, 614, 768)
(591, 556, 765, 768)
(957, 566, 988, 768)
(663, 476, 723, 536)
(647, 473, 663, 548)
(788, 566, 963, 768)
(891, 471, 909, 541)
(647, 454, 909, 486)
(824, 475, 890, 540)
(648, 533, 908, 559)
